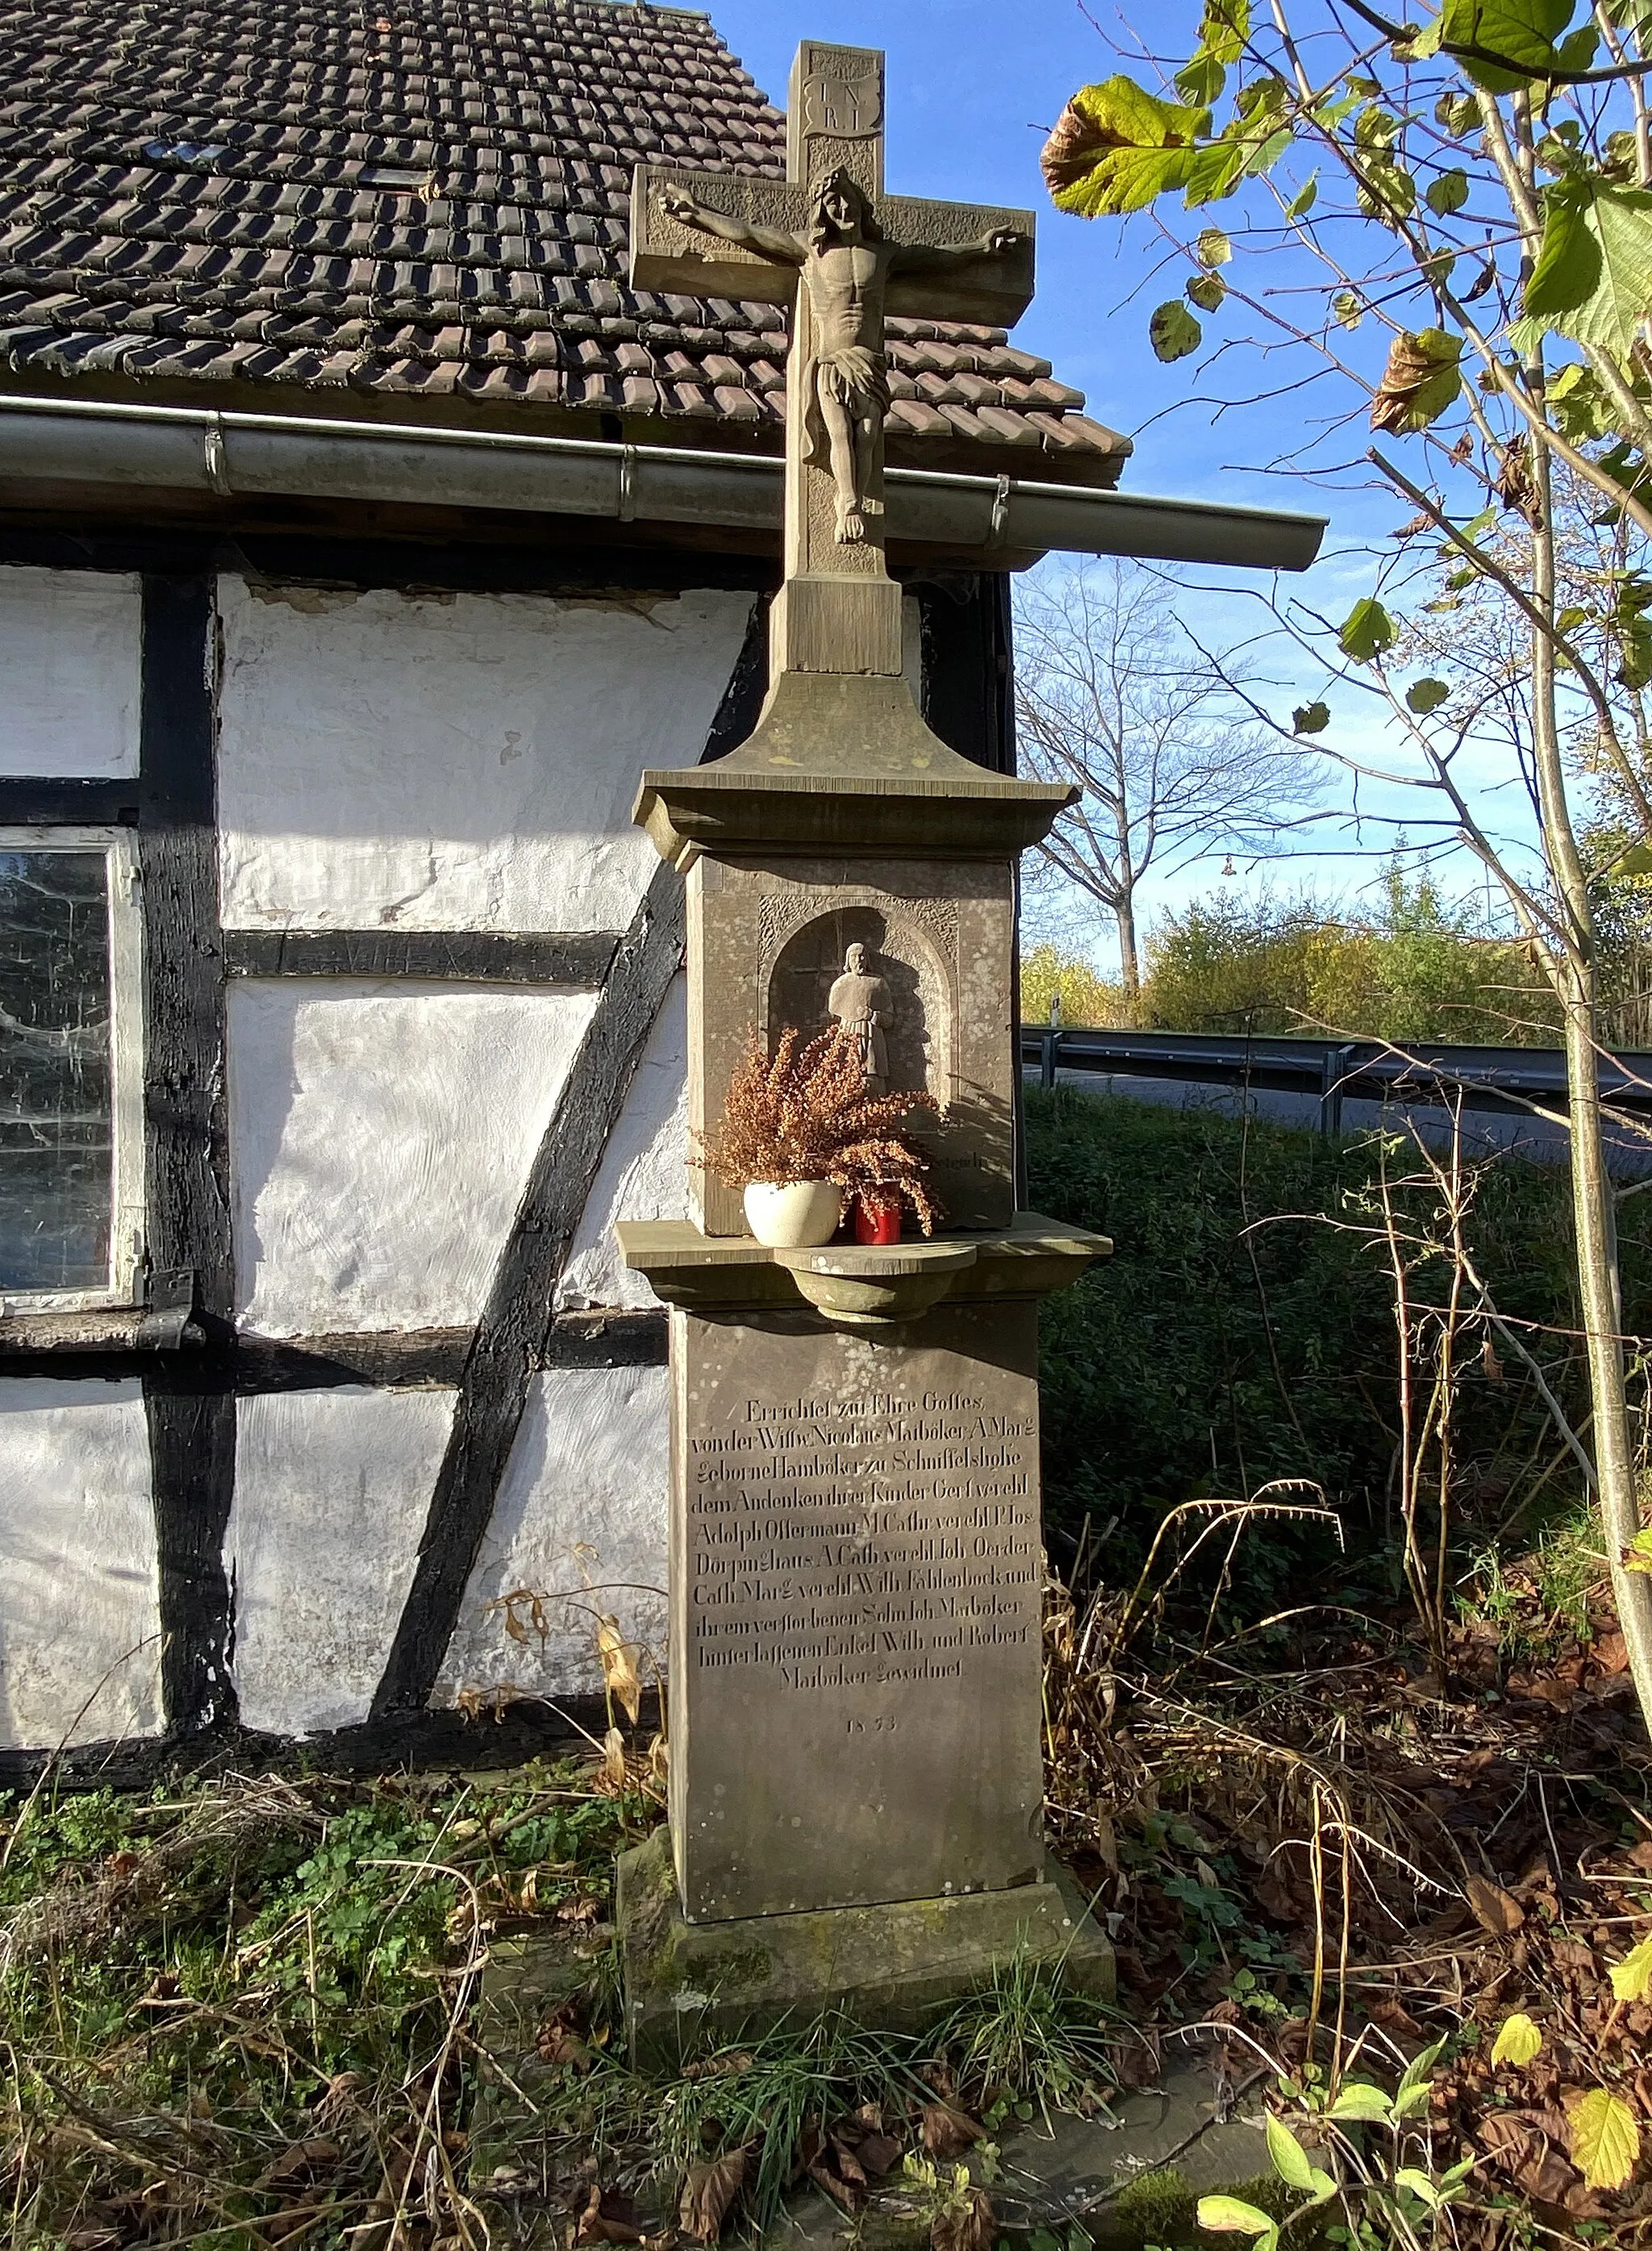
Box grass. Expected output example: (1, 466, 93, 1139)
(0, 1763, 1136, 2248)
(0, 1762, 654, 2249)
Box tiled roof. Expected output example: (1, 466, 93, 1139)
(0, 0, 1128, 485)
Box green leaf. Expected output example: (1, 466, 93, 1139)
(1266, 2113, 1318, 2193)
(1426, 169, 1471, 215)
(1197, 225, 1233, 265)
(1523, 178, 1652, 359)
(1490, 2011, 1544, 2064)
(1041, 78, 1212, 217)
(1327, 2080, 1394, 2122)
(1393, 2039, 1448, 2118)
(1339, 598, 1396, 662)
(1438, 0, 1582, 92)
(1150, 299, 1204, 359)
(1358, 160, 1417, 219)
(1568, 2087, 1641, 2190)
(1611, 1932, 1652, 1997)
(1197, 2196, 1277, 2241)
(1436, 90, 1481, 134)
(1188, 271, 1227, 311)
(1286, 174, 1317, 220)
(1292, 700, 1330, 733)
(1394, 2169, 1443, 2211)
(1333, 289, 1363, 328)
(1199, 0, 1251, 65)
(1176, 52, 1228, 106)
(1407, 678, 1450, 712)
(1622, 1524, 1652, 1567)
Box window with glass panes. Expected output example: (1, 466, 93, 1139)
(0, 831, 141, 1306)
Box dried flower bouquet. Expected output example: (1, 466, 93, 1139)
(699, 1027, 943, 1238)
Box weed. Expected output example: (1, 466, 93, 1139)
(651, 2010, 931, 2232)
(928, 1952, 1121, 2127)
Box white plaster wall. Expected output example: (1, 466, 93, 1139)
(0, 566, 140, 779)
(0, 1380, 161, 1748)
(229, 980, 598, 1335)
(215, 576, 753, 932)
(230, 1388, 455, 1735)
(436, 1366, 669, 1703)
(558, 973, 686, 1312)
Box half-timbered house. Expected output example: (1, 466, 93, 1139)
(0, 0, 1318, 1769)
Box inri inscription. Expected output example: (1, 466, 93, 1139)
(670, 1303, 1046, 1921)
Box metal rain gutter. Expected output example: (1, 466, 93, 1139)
(0, 390, 1327, 572)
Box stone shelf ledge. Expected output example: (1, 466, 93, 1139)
(615, 1210, 1111, 1325)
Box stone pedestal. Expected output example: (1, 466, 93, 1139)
(615, 1222, 1112, 2061)
(616, 1824, 1114, 2071)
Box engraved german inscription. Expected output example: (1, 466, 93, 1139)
(686, 1381, 1040, 1693)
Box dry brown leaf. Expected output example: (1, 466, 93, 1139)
(855, 2132, 902, 2178)
(679, 2149, 746, 2243)
(576, 2180, 645, 2246)
(1466, 1874, 1524, 1936)
(921, 2105, 982, 2161)
(597, 1617, 644, 1725)
(1370, 329, 1461, 436)
(1595, 1630, 1630, 1677)
(680, 2051, 753, 2082)
(828, 2140, 868, 2189)
(932, 2186, 995, 2251)
(600, 1727, 628, 1791)
(257, 2139, 343, 2190)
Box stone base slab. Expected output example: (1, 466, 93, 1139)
(615, 1826, 1114, 2073)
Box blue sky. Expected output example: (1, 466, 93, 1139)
(699, 2, 1544, 965)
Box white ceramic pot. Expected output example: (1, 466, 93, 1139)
(743, 1179, 841, 1248)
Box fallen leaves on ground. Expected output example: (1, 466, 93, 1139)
(678, 2148, 747, 2242)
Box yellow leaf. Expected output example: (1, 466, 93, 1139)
(1491, 2012, 1543, 2067)
(596, 1614, 643, 1724)
(1568, 2087, 1641, 2191)
(1611, 1935, 1652, 2001)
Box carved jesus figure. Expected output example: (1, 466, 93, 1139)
(656, 169, 1026, 545)
(828, 941, 891, 1091)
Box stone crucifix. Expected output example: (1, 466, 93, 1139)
(631, 41, 1035, 683)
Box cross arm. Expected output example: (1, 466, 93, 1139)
(880, 196, 1037, 326)
(631, 165, 811, 304)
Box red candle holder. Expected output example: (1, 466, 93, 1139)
(852, 1192, 903, 1246)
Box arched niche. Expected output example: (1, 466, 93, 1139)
(763, 904, 953, 1106)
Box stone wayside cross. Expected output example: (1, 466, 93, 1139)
(631, 41, 1035, 681)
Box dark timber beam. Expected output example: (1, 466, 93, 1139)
(0, 1311, 669, 1388)
(223, 929, 621, 984)
(139, 572, 239, 1738)
(0, 778, 140, 826)
(371, 864, 686, 1719)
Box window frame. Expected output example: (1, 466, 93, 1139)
(0, 825, 145, 1315)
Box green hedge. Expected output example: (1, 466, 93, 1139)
(1023, 1087, 1647, 1599)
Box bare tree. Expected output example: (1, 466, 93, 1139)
(1014, 559, 1323, 999)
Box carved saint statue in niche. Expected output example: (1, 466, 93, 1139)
(655, 170, 1025, 545)
(828, 942, 891, 1091)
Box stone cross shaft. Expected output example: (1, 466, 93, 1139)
(631, 41, 1034, 682)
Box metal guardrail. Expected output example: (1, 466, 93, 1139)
(1019, 1026, 1652, 1137)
